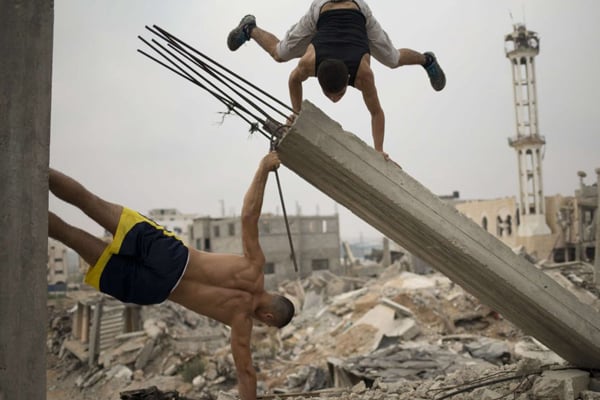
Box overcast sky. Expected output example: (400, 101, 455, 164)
(49, 0, 600, 242)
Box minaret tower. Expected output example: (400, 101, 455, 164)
(504, 24, 551, 236)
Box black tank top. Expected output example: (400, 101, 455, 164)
(311, 9, 370, 87)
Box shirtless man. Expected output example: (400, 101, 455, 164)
(48, 151, 294, 400)
(227, 0, 446, 160)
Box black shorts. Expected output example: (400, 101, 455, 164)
(85, 207, 189, 305)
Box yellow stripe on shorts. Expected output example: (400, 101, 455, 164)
(84, 208, 142, 289)
(84, 207, 183, 290)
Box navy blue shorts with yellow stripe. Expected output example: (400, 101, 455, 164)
(85, 207, 189, 305)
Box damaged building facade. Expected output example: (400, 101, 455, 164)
(454, 173, 598, 263)
(48, 238, 69, 292)
(190, 213, 342, 289)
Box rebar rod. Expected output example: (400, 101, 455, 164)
(138, 25, 299, 273)
(152, 25, 294, 113)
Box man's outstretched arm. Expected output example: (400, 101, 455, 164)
(357, 63, 388, 159)
(288, 47, 315, 114)
(230, 314, 256, 400)
(241, 152, 281, 264)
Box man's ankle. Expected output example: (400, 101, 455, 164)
(243, 24, 255, 40)
(422, 53, 434, 68)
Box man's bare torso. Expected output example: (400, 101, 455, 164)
(168, 247, 264, 326)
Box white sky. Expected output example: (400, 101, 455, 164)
(50, 0, 600, 242)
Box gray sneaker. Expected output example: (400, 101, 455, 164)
(424, 52, 446, 91)
(227, 15, 256, 51)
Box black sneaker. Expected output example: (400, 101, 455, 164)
(227, 15, 256, 51)
(423, 52, 446, 91)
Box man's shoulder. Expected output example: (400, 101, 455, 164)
(354, 55, 375, 88)
(296, 47, 317, 77)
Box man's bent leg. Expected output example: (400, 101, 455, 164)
(251, 27, 284, 62)
(49, 169, 123, 235)
(49, 212, 107, 267)
(394, 49, 446, 92)
(357, 1, 446, 91)
(396, 48, 426, 66)
(227, 15, 286, 62)
(228, 7, 316, 62)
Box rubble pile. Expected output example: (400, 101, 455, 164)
(120, 386, 193, 400)
(47, 302, 73, 355)
(560, 263, 600, 299)
(47, 261, 600, 400)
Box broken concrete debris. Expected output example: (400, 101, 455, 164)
(120, 386, 192, 399)
(532, 370, 591, 400)
(48, 258, 600, 400)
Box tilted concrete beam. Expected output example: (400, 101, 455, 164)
(277, 100, 600, 368)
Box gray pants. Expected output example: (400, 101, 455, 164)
(275, 0, 400, 67)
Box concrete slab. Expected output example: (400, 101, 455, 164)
(277, 100, 600, 368)
(532, 369, 591, 400)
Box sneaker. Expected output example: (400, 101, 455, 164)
(423, 52, 446, 91)
(227, 15, 256, 51)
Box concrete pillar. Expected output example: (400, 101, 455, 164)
(88, 299, 104, 367)
(595, 168, 600, 287)
(382, 237, 391, 268)
(278, 100, 600, 368)
(576, 171, 587, 261)
(0, 0, 53, 400)
(73, 303, 84, 340)
(81, 305, 90, 344)
(0, 1, 53, 399)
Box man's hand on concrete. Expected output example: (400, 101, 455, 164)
(377, 149, 390, 161)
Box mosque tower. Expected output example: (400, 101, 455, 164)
(504, 24, 551, 236)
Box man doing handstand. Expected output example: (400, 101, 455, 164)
(227, 0, 446, 159)
(48, 151, 293, 400)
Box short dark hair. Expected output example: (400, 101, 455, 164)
(316, 59, 349, 94)
(271, 295, 295, 328)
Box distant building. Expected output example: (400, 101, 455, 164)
(557, 172, 599, 262)
(47, 238, 68, 292)
(191, 213, 341, 289)
(453, 175, 597, 263)
(454, 195, 558, 261)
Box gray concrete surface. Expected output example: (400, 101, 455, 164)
(277, 100, 600, 368)
(595, 168, 600, 287)
(0, 1, 54, 398)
